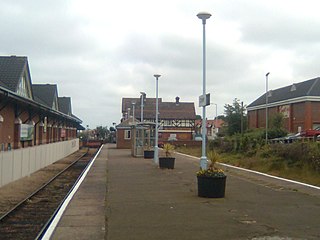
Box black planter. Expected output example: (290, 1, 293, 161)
(197, 175, 226, 198)
(144, 150, 154, 159)
(159, 157, 175, 169)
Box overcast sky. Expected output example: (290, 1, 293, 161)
(1, 0, 319, 128)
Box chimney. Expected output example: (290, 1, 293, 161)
(175, 96, 180, 105)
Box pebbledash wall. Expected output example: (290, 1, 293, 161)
(0, 138, 79, 187)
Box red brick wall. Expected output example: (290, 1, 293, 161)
(248, 101, 320, 133)
(257, 108, 266, 128)
(291, 102, 305, 132)
(248, 110, 257, 129)
(0, 100, 78, 151)
(159, 132, 192, 141)
(161, 140, 202, 147)
(116, 129, 132, 149)
(0, 103, 15, 150)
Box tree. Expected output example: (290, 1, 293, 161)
(95, 126, 109, 140)
(267, 113, 288, 139)
(270, 112, 284, 129)
(224, 98, 247, 136)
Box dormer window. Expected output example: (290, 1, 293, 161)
(16, 73, 31, 99)
(52, 98, 58, 111)
(291, 84, 296, 91)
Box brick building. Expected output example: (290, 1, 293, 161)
(115, 117, 139, 149)
(247, 77, 320, 133)
(0, 55, 83, 187)
(0, 56, 82, 150)
(195, 118, 225, 140)
(117, 95, 196, 148)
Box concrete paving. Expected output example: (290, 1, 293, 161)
(52, 144, 320, 240)
(106, 145, 320, 240)
(51, 147, 107, 240)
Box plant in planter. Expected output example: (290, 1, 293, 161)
(144, 146, 154, 159)
(197, 150, 226, 198)
(159, 143, 175, 169)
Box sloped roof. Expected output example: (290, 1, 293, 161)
(58, 97, 72, 115)
(0, 56, 28, 92)
(248, 77, 320, 109)
(0, 56, 82, 124)
(32, 84, 58, 109)
(116, 117, 139, 129)
(122, 97, 196, 120)
(196, 119, 225, 128)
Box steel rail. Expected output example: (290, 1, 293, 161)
(35, 147, 100, 239)
(0, 148, 89, 222)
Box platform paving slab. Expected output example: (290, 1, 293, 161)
(49, 144, 320, 240)
(50, 147, 107, 240)
(106, 145, 320, 240)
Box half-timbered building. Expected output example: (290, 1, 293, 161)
(120, 95, 196, 144)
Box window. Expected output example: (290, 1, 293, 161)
(52, 94, 59, 110)
(17, 74, 31, 98)
(124, 130, 131, 140)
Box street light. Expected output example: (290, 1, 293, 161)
(140, 92, 146, 122)
(132, 102, 136, 122)
(127, 107, 131, 120)
(154, 74, 161, 164)
(211, 102, 218, 119)
(265, 72, 270, 144)
(197, 11, 211, 170)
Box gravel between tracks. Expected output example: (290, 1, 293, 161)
(0, 148, 91, 217)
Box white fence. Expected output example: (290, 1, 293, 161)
(0, 139, 79, 188)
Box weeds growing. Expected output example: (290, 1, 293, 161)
(176, 141, 320, 187)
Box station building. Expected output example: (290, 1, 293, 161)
(247, 77, 320, 133)
(0, 55, 82, 187)
(117, 95, 196, 148)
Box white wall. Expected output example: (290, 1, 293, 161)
(0, 139, 79, 187)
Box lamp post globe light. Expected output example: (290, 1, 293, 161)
(265, 72, 270, 144)
(153, 74, 161, 164)
(197, 12, 211, 170)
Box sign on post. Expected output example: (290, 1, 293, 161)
(199, 93, 210, 107)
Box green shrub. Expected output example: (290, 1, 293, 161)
(267, 128, 288, 139)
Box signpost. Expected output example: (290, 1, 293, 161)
(199, 93, 210, 107)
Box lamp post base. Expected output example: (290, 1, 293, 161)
(200, 156, 208, 170)
(154, 146, 159, 164)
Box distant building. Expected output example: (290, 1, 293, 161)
(247, 77, 320, 133)
(117, 95, 196, 148)
(195, 118, 225, 140)
(115, 117, 139, 149)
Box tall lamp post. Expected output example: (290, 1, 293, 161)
(211, 102, 218, 119)
(265, 72, 270, 144)
(132, 102, 136, 122)
(197, 12, 211, 170)
(140, 92, 146, 122)
(154, 74, 161, 164)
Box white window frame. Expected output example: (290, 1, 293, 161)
(124, 130, 131, 140)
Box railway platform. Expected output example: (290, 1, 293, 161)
(45, 143, 320, 240)
(49, 147, 107, 239)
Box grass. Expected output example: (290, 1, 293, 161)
(175, 146, 320, 187)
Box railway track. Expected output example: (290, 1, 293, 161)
(0, 148, 97, 240)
